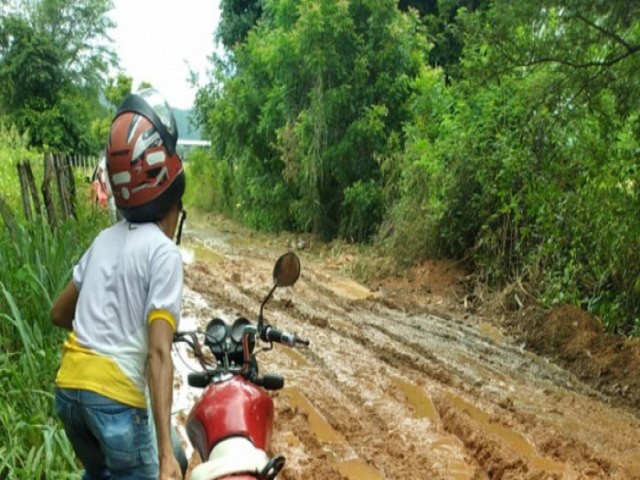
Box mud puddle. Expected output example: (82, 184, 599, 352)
(172, 221, 640, 479)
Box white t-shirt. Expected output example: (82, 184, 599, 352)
(55, 221, 183, 408)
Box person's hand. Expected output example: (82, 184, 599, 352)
(159, 451, 182, 480)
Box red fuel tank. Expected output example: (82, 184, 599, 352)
(186, 376, 274, 460)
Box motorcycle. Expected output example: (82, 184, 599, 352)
(173, 252, 309, 480)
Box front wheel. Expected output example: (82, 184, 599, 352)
(259, 455, 285, 480)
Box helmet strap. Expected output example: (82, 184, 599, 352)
(176, 209, 187, 245)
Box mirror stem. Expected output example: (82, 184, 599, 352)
(258, 284, 278, 328)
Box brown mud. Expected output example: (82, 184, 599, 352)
(172, 218, 640, 480)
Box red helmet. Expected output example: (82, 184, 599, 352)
(106, 88, 185, 222)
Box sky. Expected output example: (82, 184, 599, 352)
(109, 0, 221, 110)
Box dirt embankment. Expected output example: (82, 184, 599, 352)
(376, 256, 640, 412)
(505, 304, 640, 411)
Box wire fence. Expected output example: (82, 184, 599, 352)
(1, 154, 98, 233)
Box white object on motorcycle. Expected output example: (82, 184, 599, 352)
(190, 436, 270, 480)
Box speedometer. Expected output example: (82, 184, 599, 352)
(205, 318, 228, 345)
(231, 317, 251, 343)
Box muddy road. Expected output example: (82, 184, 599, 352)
(171, 219, 640, 480)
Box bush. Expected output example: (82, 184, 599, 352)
(383, 60, 640, 333)
(0, 124, 39, 215)
(340, 179, 384, 242)
(183, 148, 223, 211)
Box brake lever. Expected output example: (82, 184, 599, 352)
(174, 331, 209, 367)
(172, 331, 185, 343)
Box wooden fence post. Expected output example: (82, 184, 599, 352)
(64, 154, 77, 219)
(42, 153, 58, 230)
(53, 154, 71, 220)
(17, 162, 33, 222)
(24, 161, 42, 216)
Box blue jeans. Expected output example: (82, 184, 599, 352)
(54, 388, 158, 480)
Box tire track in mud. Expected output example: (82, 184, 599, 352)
(177, 232, 640, 480)
(265, 290, 607, 479)
(277, 308, 575, 479)
(181, 259, 472, 478)
(268, 259, 640, 479)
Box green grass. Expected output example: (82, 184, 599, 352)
(0, 141, 109, 477)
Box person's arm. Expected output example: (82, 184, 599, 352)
(51, 281, 79, 330)
(147, 315, 182, 480)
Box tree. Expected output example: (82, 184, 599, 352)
(398, 0, 489, 80)
(104, 73, 133, 108)
(197, 0, 430, 240)
(216, 0, 264, 50)
(0, 0, 115, 152)
(385, 0, 640, 333)
(457, 0, 640, 332)
(397, 0, 436, 17)
(0, 15, 67, 111)
(89, 73, 135, 150)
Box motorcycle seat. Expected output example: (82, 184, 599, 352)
(190, 436, 269, 480)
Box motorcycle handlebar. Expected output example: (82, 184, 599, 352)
(260, 325, 310, 348)
(254, 373, 284, 390)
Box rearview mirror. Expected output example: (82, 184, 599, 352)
(272, 252, 300, 287)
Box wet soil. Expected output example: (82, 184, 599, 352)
(172, 217, 640, 480)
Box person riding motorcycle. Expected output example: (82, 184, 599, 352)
(89, 156, 119, 221)
(51, 88, 186, 480)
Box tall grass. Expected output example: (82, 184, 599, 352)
(0, 156, 109, 477)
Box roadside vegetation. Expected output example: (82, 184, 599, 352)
(0, 0, 115, 473)
(0, 127, 109, 476)
(191, 0, 640, 335)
